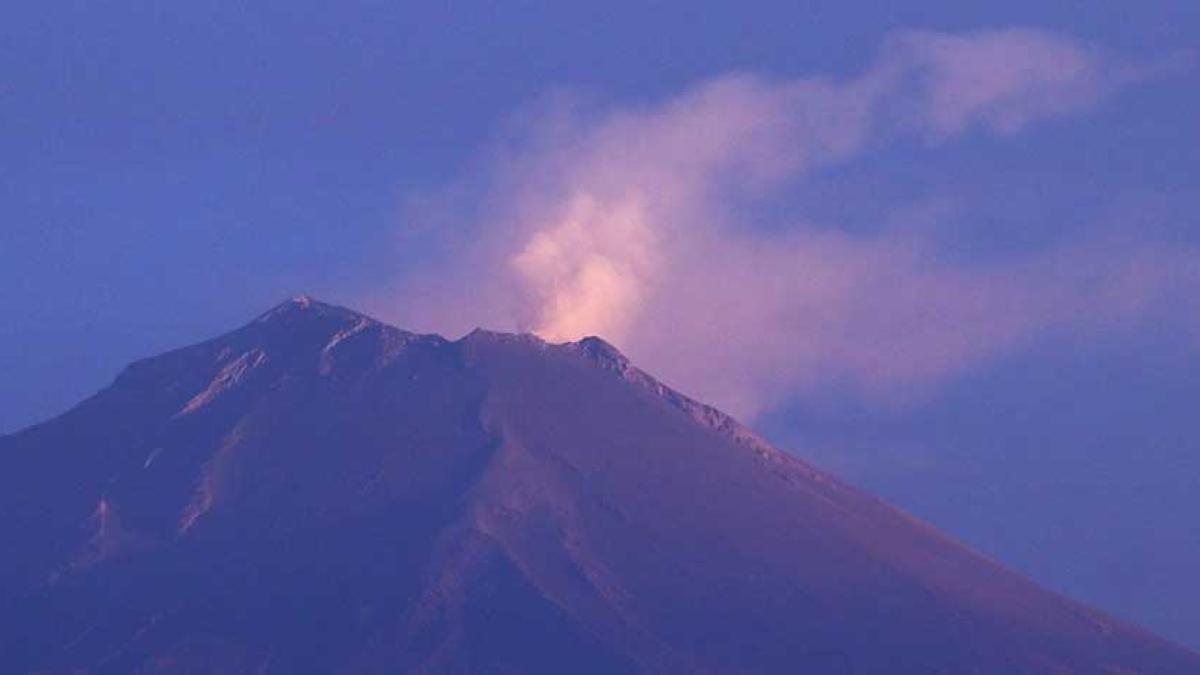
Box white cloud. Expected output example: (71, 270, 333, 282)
(368, 27, 1197, 419)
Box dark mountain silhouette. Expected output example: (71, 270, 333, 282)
(1, 297, 1196, 674)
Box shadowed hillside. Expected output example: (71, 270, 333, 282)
(1, 297, 1196, 674)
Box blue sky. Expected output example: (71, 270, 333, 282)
(3, 0, 1199, 649)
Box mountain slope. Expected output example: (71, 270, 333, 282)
(1, 297, 1196, 674)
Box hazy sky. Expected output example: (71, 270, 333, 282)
(3, 1, 1199, 650)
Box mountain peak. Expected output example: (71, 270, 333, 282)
(254, 294, 373, 326)
(3, 300, 1199, 673)
(573, 335, 631, 372)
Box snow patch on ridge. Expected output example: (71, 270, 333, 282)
(176, 348, 268, 417)
(319, 318, 375, 375)
(323, 318, 374, 354)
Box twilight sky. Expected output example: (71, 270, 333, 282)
(3, 0, 1199, 650)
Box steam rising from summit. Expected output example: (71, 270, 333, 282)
(377, 28, 1200, 418)
(511, 194, 657, 343)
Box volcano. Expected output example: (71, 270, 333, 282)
(1, 297, 1195, 674)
